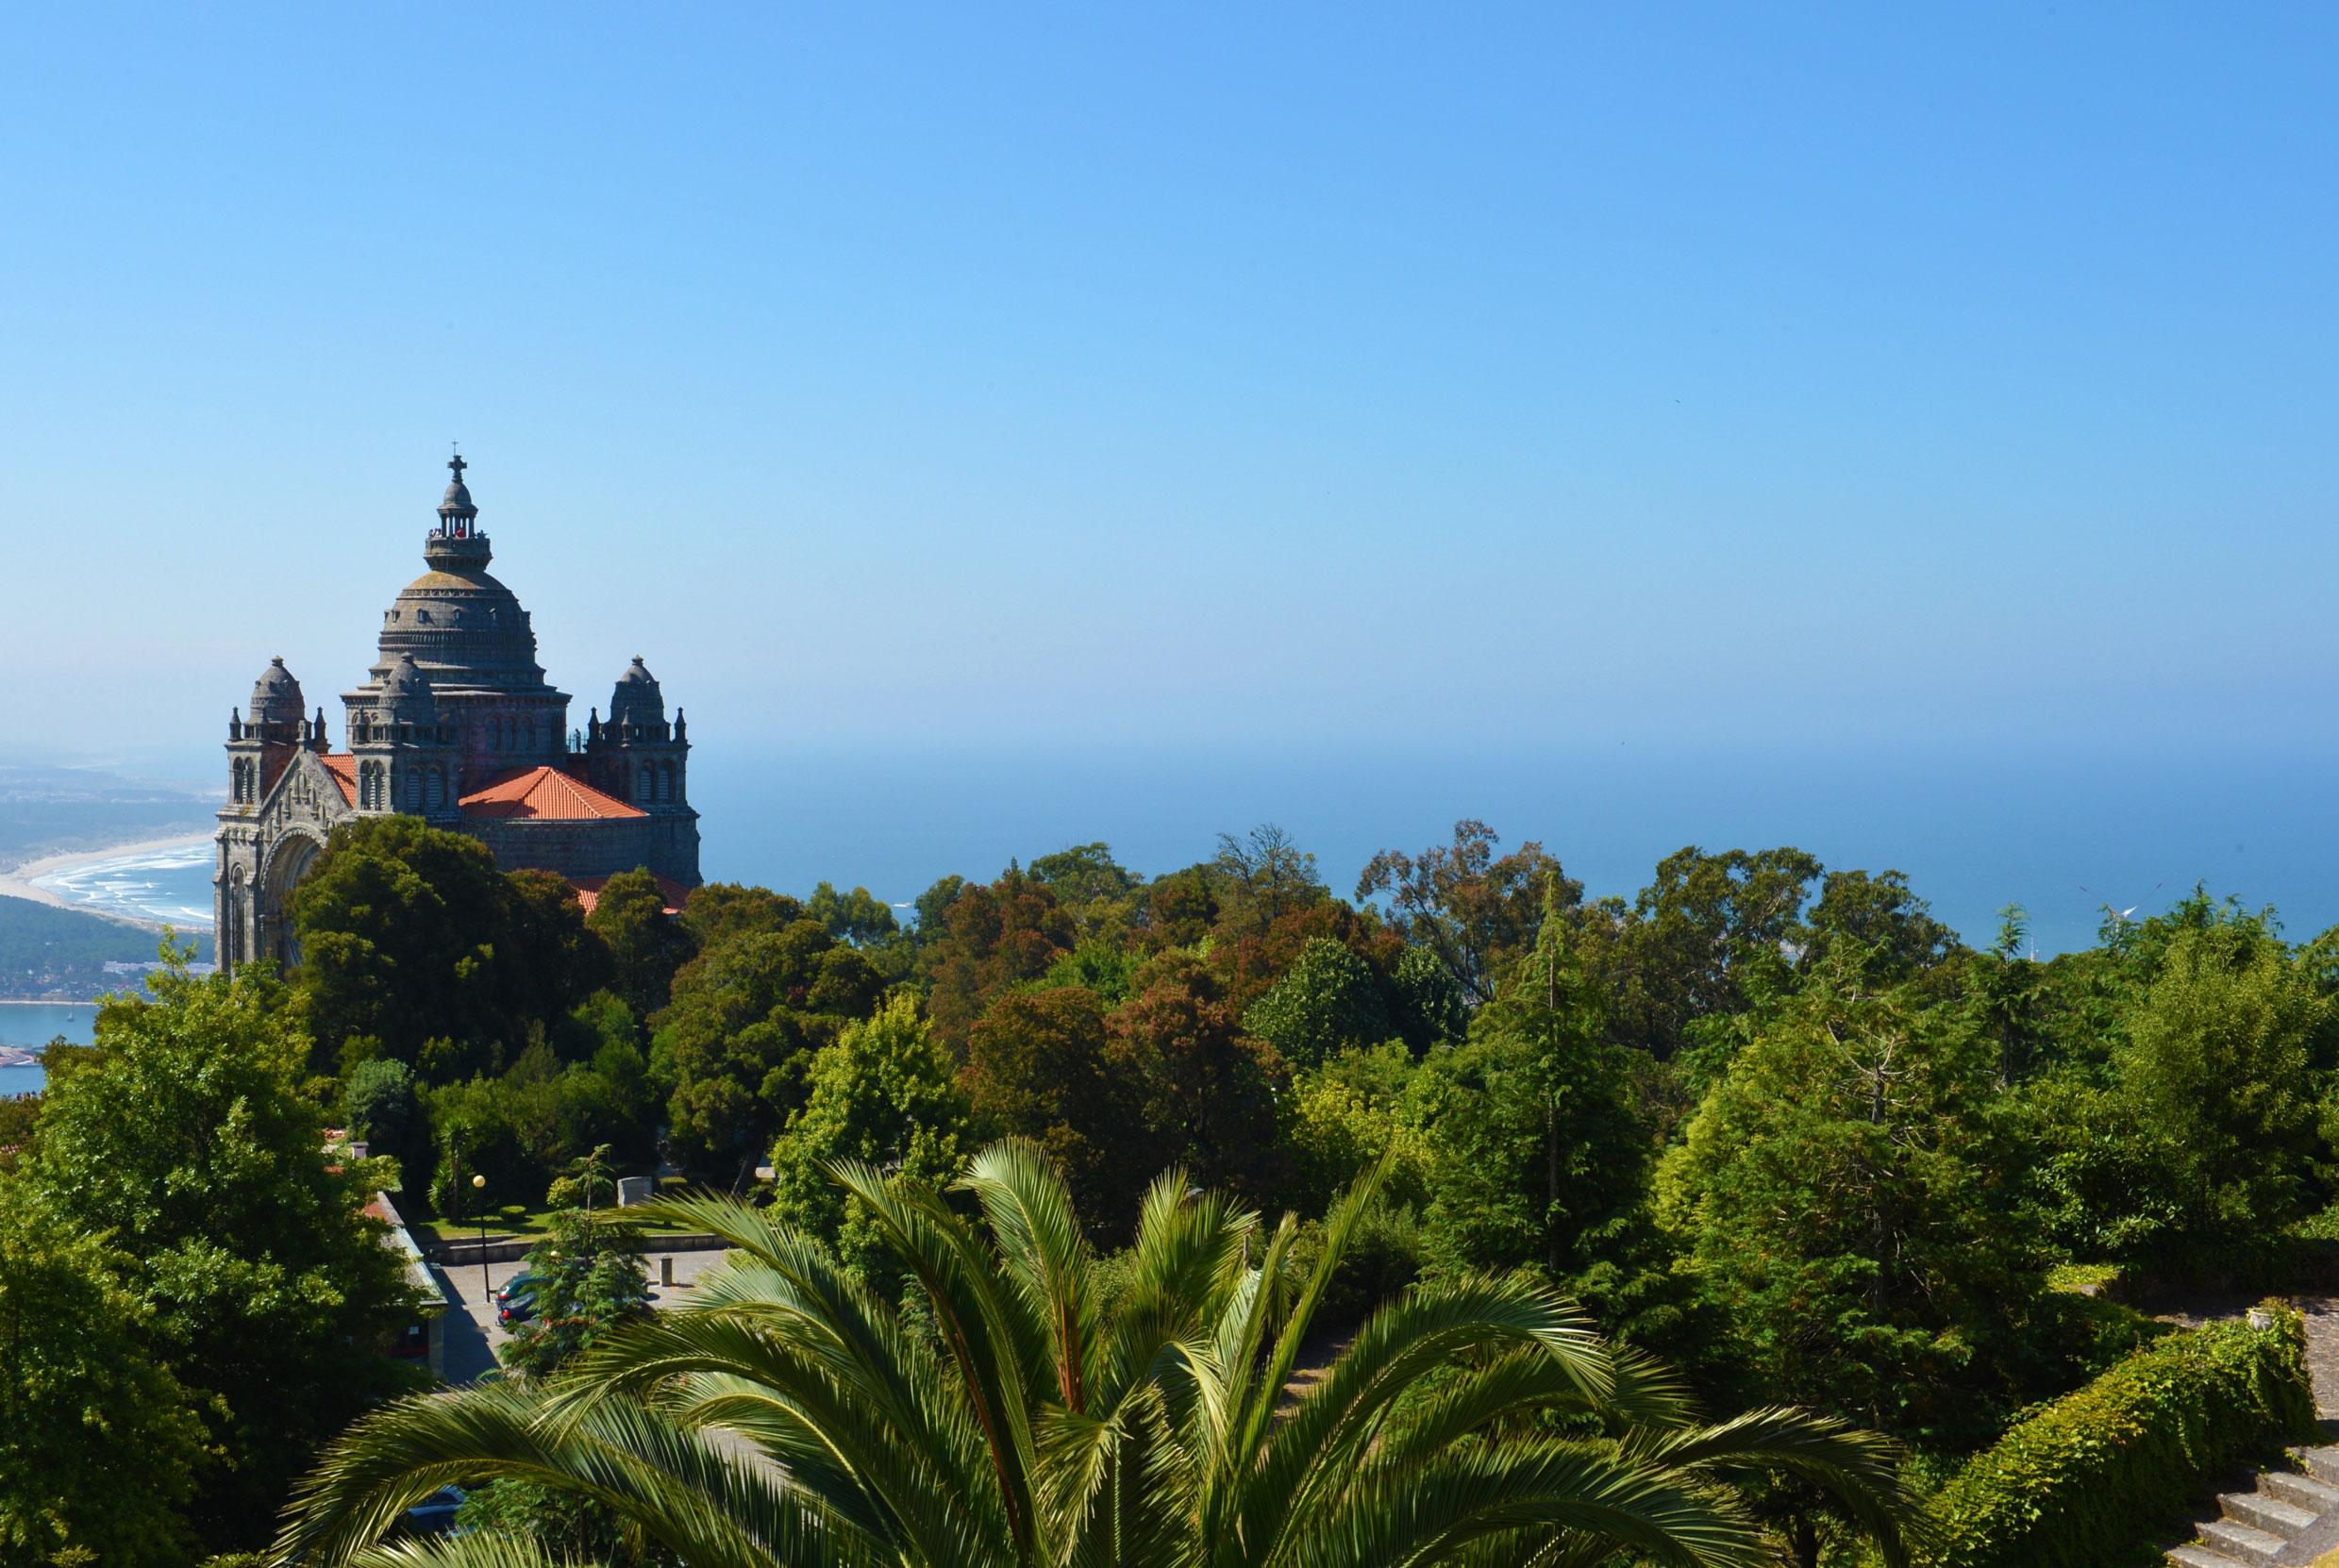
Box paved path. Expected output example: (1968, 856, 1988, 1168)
(437, 1246, 729, 1383)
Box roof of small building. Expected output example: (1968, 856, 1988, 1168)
(459, 765, 644, 821)
(570, 871, 691, 916)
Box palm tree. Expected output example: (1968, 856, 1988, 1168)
(279, 1143, 1916, 1568)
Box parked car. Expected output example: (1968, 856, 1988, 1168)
(403, 1485, 465, 1535)
(494, 1271, 543, 1304)
(497, 1291, 538, 1326)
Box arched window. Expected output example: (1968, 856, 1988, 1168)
(405, 769, 421, 809)
(660, 761, 676, 802)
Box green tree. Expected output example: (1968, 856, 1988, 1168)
(1107, 949, 1286, 1211)
(680, 881, 806, 951)
(908, 873, 968, 945)
(496, 1208, 652, 1383)
(588, 868, 695, 1024)
(342, 1056, 426, 1196)
(650, 920, 885, 1180)
(963, 985, 1121, 1221)
(1412, 922, 1673, 1342)
(1389, 941, 1468, 1049)
(0, 1174, 207, 1567)
(1279, 1042, 1431, 1216)
(1027, 841, 1144, 941)
(925, 868, 1075, 1051)
(2106, 922, 2327, 1274)
(292, 815, 535, 1078)
(24, 949, 419, 1554)
(1595, 845, 1821, 1062)
(1242, 936, 1395, 1069)
(280, 1145, 1918, 1568)
(1212, 822, 1328, 940)
(1655, 970, 2041, 1443)
(1799, 869, 1961, 985)
(1358, 818, 1577, 1006)
(500, 868, 615, 1033)
(769, 993, 972, 1279)
(806, 880, 902, 946)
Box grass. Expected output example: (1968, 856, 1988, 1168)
(2047, 1261, 2125, 1295)
(409, 1204, 702, 1246)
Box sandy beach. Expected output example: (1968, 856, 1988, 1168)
(0, 833, 215, 927)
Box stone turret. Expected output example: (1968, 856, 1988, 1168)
(225, 657, 323, 809)
(585, 657, 691, 812)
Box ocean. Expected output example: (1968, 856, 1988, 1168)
(30, 840, 215, 930)
(29, 738, 2339, 983)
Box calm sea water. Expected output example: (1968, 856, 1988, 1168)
(46, 740, 2339, 986)
(693, 738, 2339, 960)
(0, 1003, 94, 1096)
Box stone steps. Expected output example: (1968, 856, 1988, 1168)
(2166, 1445, 2339, 1568)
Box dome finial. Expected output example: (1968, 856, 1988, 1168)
(436, 445, 480, 538)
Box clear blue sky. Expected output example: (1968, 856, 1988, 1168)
(7, 4, 2336, 784)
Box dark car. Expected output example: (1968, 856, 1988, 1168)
(403, 1485, 465, 1535)
(494, 1271, 543, 1304)
(497, 1291, 538, 1326)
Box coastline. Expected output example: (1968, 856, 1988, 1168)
(0, 831, 215, 928)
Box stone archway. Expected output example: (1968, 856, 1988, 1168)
(257, 829, 325, 969)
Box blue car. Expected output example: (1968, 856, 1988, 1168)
(403, 1485, 465, 1535)
(497, 1291, 538, 1326)
(494, 1271, 543, 1305)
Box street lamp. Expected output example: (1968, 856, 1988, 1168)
(472, 1173, 488, 1301)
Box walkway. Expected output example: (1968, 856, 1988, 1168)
(2164, 1294, 2339, 1568)
(436, 1246, 728, 1383)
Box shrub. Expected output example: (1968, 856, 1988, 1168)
(1920, 1305, 2314, 1568)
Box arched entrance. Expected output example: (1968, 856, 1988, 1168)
(256, 830, 325, 969)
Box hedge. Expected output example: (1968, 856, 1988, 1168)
(1921, 1304, 2314, 1568)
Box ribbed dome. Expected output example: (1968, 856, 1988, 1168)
(609, 656, 665, 727)
(376, 560, 546, 687)
(249, 657, 307, 724)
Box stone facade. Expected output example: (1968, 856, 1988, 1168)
(215, 458, 701, 965)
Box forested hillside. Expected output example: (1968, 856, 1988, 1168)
(0, 892, 212, 998)
(9, 811, 2333, 1564)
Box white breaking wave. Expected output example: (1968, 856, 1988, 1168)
(32, 842, 216, 930)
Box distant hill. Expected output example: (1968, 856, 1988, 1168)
(0, 894, 209, 1000)
(0, 762, 217, 870)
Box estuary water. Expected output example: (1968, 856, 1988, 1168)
(0, 1003, 94, 1095)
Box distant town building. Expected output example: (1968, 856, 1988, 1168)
(214, 457, 701, 965)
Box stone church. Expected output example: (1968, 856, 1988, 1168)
(214, 457, 701, 965)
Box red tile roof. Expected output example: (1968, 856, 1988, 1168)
(318, 752, 358, 806)
(459, 766, 644, 822)
(571, 873, 690, 916)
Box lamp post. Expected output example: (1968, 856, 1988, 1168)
(472, 1173, 489, 1302)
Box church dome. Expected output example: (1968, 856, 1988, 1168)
(249, 657, 306, 724)
(377, 654, 438, 724)
(609, 657, 665, 727)
(375, 459, 553, 692)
